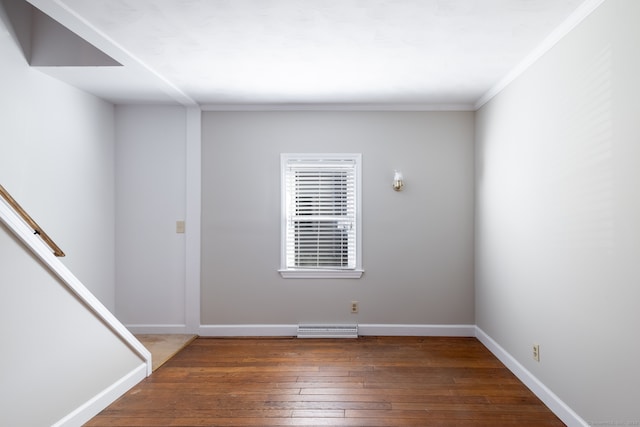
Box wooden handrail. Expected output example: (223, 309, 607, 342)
(0, 184, 65, 257)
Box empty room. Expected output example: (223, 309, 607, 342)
(1, 0, 639, 426)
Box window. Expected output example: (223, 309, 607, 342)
(280, 153, 363, 278)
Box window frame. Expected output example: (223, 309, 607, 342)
(279, 153, 363, 279)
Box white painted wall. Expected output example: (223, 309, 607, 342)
(201, 111, 475, 327)
(115, 105, 187, 330)
(475, 0, 640, 423)
(0, 222, 145, 426)
(0, 2, 116, 309)
(0, 7, 149, 424)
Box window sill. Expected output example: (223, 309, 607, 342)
(279, 269, 364, 279)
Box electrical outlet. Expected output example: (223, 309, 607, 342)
(351, 301, 359, 314)
(533, 344, 540, 362)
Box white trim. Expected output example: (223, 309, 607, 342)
(184, 106, 202, 334)
(198, 324, 476, 337)
(475, 0, 607, 109)
(124, 324, 189, 334)
(358, 324, 476, 337)
(201, 103, 475, 112)
(52, 363, 147, 427)
(280, 153, 363, 275)
(279, 269, 364, 279)
(0, 198, 152, 376)
(475, 327, 588, 427)
(199, 324, 298, 337)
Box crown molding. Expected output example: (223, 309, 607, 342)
(474, 0, 607, 110)
(200, 103, 475, 112)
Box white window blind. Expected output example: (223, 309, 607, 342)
(281, 154, 362, 278)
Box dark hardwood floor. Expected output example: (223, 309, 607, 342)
(86, 336, 565, 426)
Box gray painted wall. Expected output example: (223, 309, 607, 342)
(115, 105, 187, 328)
(475, 0, 640, 422)
(201, 111, 475, 326)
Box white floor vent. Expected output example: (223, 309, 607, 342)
(297, 324, 358, 339)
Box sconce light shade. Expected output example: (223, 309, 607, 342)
(393, 171, 404, 191)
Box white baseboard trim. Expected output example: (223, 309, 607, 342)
(199, 324, 298, 337)
(197, 324, 476, 337)
(475, 327, 588, 427)
(125, 324, 189, 334)
(359, 324, 476, 336)
(53, 363, 147, 427)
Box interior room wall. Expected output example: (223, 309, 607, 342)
(0, 2, 116, 309)
(475, 0, 640, 422)
(0, 222, 145, 426)
(201, 111, 475, 328)
(114, 105, 187, 330)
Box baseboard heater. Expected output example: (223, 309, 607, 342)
(297, 324, 358, 338)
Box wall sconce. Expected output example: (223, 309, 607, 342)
(393, 171, 404, 191)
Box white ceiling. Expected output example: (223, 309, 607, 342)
(26, 0, 597, 109)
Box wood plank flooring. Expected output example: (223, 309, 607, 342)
(86, 336, 565, 426)
(135, 334, 197, 372)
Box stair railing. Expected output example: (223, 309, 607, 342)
(0, 184, 65, 257)
(0, 183, 152, 376)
